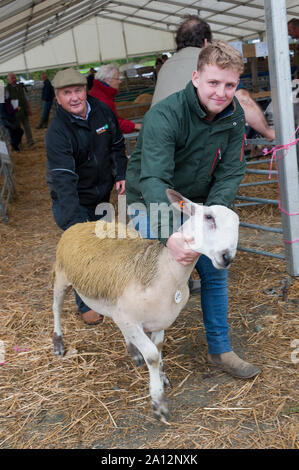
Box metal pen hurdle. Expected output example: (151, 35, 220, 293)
(236, 135, 299, 266)
(235, 138, 286, 260)
(0, 126, 17, 222)
(235, 1, 299, 276)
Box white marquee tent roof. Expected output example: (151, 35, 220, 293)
(0, 0, 299, 73)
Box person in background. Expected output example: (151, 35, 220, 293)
(89, 64, 142, 134)
(288, 19, 299, 79)
(6, 72, 34, 148)
(87, 67, 96, 91)
(288, 18, 299, 39)
(151, 15, 275, 143)
(0, 86, 24, 151)
(45, 68, 127, 326)
(155, 57, 163, 74)
(36, 73, 55, 129)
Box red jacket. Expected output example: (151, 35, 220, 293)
(89, 79, 135, 134)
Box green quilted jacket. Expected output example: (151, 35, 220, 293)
(126, 80, 246, 242)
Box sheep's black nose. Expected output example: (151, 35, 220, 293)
(222, 252, 232, 267)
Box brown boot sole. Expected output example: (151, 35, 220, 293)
(82, 314, 104, 325)
(207, 355, 261, 379)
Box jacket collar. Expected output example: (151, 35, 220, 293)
(71, 100, 91, 121)
(92, 78, 118, 98)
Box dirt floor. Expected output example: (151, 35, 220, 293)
(0, 111, 298, 449)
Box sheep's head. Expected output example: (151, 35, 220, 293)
(200, 204, 239, 269)
(166, 189, 239, 269)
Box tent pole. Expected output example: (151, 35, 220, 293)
(71, 27, 79, 66)
(121, 21, 129, 91)
(121, 21, 129, 63)
(95, 16, 102, 64)
(264, 0, 299, 276)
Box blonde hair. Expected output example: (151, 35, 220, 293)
(197, 40, 244, 74)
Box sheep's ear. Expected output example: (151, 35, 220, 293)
(166, 189, 196, 216)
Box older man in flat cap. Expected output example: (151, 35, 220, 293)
(46, 68, 127, 325)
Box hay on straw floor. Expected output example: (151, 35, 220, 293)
(0, 111, 298, 449)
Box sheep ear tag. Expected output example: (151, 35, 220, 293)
(174, 290, 182, 304)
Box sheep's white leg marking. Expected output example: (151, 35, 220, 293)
(116, 321, 168, 421)
(53, 271, 70, 356)
(151, 330, 170, 388)
(127, 330, 170, 386)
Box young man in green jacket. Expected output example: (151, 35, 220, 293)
(126, 41, 261, 379)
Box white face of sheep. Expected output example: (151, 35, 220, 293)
(167, 189, 239, 269)
(197, 204, 239, 269)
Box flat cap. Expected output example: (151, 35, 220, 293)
(52, 68, 87, 89)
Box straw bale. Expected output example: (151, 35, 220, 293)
(134, 93, 152, 104)
(116, 94, 151, 119)
(116, 101, 136, 119)
(133, 93, 152, 115)
(0, 111, 298, 449)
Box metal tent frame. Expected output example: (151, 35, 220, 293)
(1, 1, 299, 72)
(264, 0, 299, 275)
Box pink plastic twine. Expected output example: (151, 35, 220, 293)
(262, 126, 299, 244)
(13, 346, 28, 353)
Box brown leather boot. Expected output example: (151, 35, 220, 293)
(82, 309, 104, 325)
(207, 351, 261, 379)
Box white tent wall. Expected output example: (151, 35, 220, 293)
(0, 54, 27, 75)
(122, 22, 175, 59)
(0, 16, 175, 74)
(97, 18, 128, 61)
(1, 1, 299, 75)
(25, 31, 77, 71)
(73, 18, 104, 64)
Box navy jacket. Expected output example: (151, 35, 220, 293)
(42, 79, 55, 102)
(45, 95, 127, 230)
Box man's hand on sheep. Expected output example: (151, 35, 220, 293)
(115, 179, 126, 195)
(166, 232, 199, 266)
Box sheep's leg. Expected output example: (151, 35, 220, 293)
(150, 330, 171, 389)
(117, 322, 168, 421)
(127, 331, 170, 387)
(53, 271, 70, 356)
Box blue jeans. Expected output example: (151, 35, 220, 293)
(52, 199, 108, 314)
(195, 255, 231, 354)
(130, 210, 231, 355)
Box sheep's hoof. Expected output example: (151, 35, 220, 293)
(152, 396, 169, 423)
(53, 333, 65, 356)
(127, 342, 145, 367)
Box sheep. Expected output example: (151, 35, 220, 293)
(52, 189, 239, 422)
